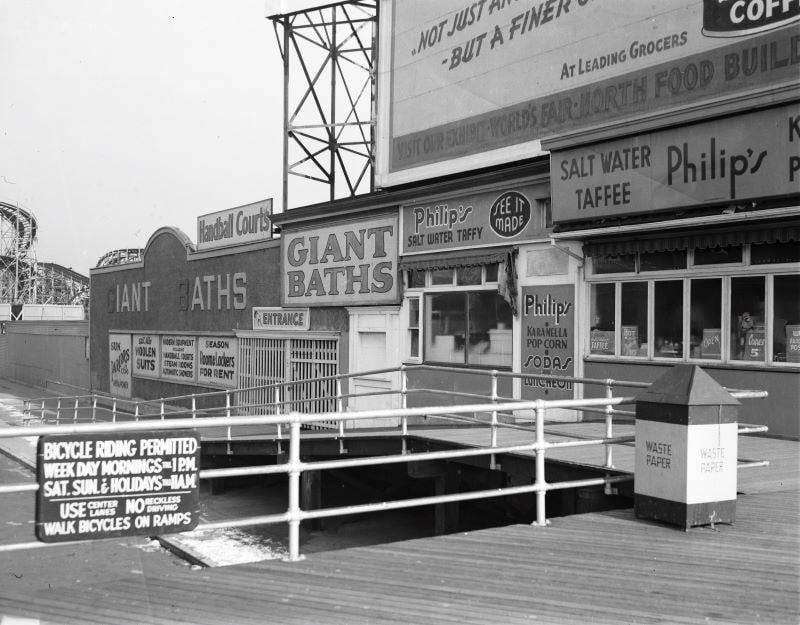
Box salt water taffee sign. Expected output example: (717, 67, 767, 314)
(553, 103, 800, 221)
(36, 431, 200, 542)
(401, 185, 548, 253)
(520, 285, 575, 401)
(282, 215, 399, 306)
(196, 199, 273, 251)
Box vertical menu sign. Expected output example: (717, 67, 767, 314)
(521, 285, 575, 401)
(36, 430, 200, 542)
(109, 334, 132, 399)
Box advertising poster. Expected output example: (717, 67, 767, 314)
(197, 336, 238, 388)
(36, 431, 200, 542)
(132, 334, 160, 379)
(161, 336, 197, 383)
(379, 0, 799, 185)
(108, 334, 132, 399)
(521, 284, 575, 400)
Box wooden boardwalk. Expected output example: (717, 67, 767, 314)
(1, 488, 797, 624)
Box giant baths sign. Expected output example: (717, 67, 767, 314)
(282, 216, 400, 306)
(552, 103, 800, 220)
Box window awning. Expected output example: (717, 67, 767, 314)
(399, 247, 510, 271)
(585, 224, 800, 257)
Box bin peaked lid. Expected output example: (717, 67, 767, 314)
(637, 365, 740, 406)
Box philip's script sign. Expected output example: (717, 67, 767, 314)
(36, 431, 200, 542)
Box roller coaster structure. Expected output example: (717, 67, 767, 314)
(0, 200, 89, 306)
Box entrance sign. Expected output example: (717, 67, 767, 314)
(36, 431, 201, 542)
(197, 336, 238, 388)
(109, 334, 132, 399)
(521, 285, 575, 400)
(253, 307, 310, 331)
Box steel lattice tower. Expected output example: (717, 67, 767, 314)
(269, 1, 378, 211)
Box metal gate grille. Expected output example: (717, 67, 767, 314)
(237, 335, 338, 417)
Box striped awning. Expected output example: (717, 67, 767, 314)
(585, 224, 800, 257)
(399, 247, 510, 271)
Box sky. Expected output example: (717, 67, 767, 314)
(0, 1, 284, 275)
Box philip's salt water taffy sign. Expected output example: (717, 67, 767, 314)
(196, 199, 273, 251)
(36, 431, 200, 542)
(552, 103, 800, 221)
(282, 216, 399, 306)
(401, 184, 548, 253)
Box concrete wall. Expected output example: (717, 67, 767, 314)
(0, 321, 90, 390)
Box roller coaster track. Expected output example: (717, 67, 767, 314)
(0, 200, 89, 305)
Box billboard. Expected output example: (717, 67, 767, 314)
(377, 0, 799, 186)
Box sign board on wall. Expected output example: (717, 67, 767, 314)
(196, 199, 273, 251)
(133, 334, 160, 379)
(36, 431, 200, 542)
(378, 0, 799, 186)
(282, 215, 399, 306)
(197, 337, 238, 388)
(253, 307, 310, 331)
(109, 334, 132, 399)
(552, 103, 800, 221)
(161, 336, 197, 383)
(401, 185, 549, 254)
(520, 285, 574, 401)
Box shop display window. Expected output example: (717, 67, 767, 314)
(621, 282, 648, 356)
(589, 283, 615, 355)
(772, 274, 800, 363)
(586, 240, 797, 367)
(654, 281, 683, 357)
(406, 269, 425, 288)
(730, 276, 765, 361)
(690, 279, 722, 359)
(594, 254, 635, 274)
(408, 297, 420, 359)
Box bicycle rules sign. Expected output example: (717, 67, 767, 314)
(35, 430, 201, 543)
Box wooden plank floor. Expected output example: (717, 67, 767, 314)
(1, 488, 797, 624)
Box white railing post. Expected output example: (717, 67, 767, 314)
(160, 400, 165, 420)
(288, 417, 302, 562)
(533, 400, 549, 527)
(134, 401, 139, 421)
(400, 366, 408, 455)
(225, 391, 232, 443)
(56, 399, 62, 424)
(40, 400, 45, 422)
(191, 394, 196, 419)
(73, 398, 79, 423)
(92, 395, 97, 422)
(604, 379, 617, 496)
(490, 370, 499, 470)
(337, 379, 347, 455)
(275, 388, 283, 456)
(112, 399, 117, 423)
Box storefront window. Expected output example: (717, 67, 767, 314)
(590, 283, 615, 355)
(730, 276, 765, 361)
(654, 280, 683, 357)
(694, 245, 742, 265)
(406, 269, 425, 288)
(408, 297, 420, 359)
(425, 291, 511, 366)
(431, 269, 453, 285)
(752, 242, 800, 265)
(621, 282, 647, 356)
(773, 274, 800, 363)
(690, 278, 722, 359)
(456, 266, 482, 286)
(594, 254, 635, 274)
(641, 251, 686, 272)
